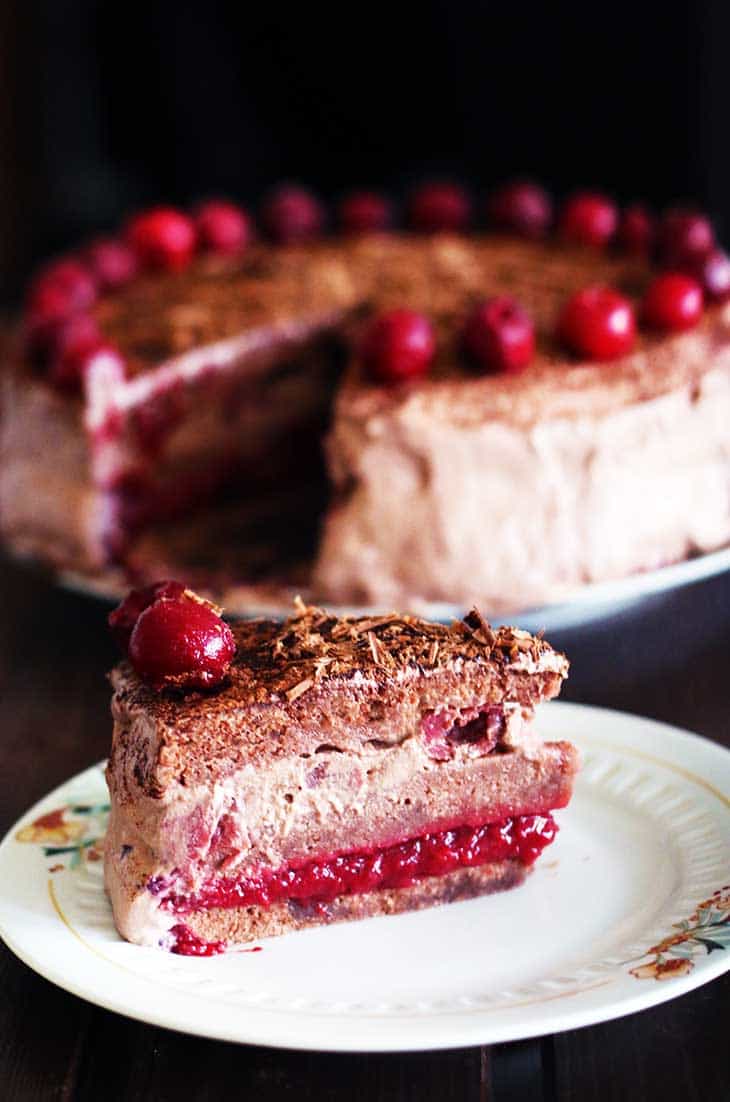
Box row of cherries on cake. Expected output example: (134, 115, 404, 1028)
(22, 180, 730, 390)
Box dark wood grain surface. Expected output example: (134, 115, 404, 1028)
(1, 558, 728, 1101)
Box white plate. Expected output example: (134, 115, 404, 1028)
(1, 703, 729, 1051)
(56, 543, 730, 633)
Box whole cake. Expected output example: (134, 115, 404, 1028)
(2, 185, 729, 613)
(104, 585, 578, 953)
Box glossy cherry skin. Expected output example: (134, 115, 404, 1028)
(642, 273, 704, 331)
(689, 248, 730, 302)
(559, 192, 618, 248)
(195, 199, 252, 254)
(261, 185, 324, 243)
(463, 297, 535, 374)
(85, 237, 139, 290)
(360, 309, 436, 383)
(657, 209, 715, 268)
(25, 260, 98, 354)
(486, 180, 552, 238)
(25, 306, 95, 365)
(126, 207, 197, 271)
(28, 258, 98, 313)
(408, 182, 471, 232)
(108, 580, 187, 651)
(46, 312, 107, 390)
(558, 286, 636, 360)
(617, 204, 655, 256)
(128, 596, 236, 691)
(338, 191, 393, 234)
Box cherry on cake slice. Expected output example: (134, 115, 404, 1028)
(104, 586, 578, 954)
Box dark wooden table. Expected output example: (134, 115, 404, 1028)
(1, 559, 729, 1101)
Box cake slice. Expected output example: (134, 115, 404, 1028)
(104, 596, 578, 954)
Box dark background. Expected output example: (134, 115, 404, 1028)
(2, 1, 730, 300)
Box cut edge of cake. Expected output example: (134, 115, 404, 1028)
(104, 604, 579, 954)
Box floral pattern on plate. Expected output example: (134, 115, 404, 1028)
(15, 802, 109, 871)
(629, 887, 730, 980)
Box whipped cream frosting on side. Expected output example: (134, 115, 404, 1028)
(0, 367, 111, 569)
(315, 354, 730, 612)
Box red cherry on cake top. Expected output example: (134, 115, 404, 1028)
(85, 237, 139, 291)
(261, 185, 324, 244)
(559, 192, 618, 249)
(26, 259, 97, 322)
(408, 182, 471, 233)
(108, 579, 188, 651)
(24, 284, 96, 360)
(463, 297, 535, 374)
(657, 208, 715, 268)
(360, 309, 436, 383)
(558, 285, 636, 361)
(617, 204, 655, 256)
(126, 207, 197, 272)
(46, 313, 100, 388)
(127, 590, 236, 691)
(50, 339, 126, 393)
(642, 273, 704, 332)
(487, 180, 552, 239)
(338, 191, 393, 234)
(689, 248, 730, 302)
(195, 199, 252, 254)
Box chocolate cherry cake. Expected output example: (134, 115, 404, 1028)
(104, 587, 578, 953)
(2, 186, 730, 613)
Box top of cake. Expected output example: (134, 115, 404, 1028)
(16, 183, 730, 420)
(109, 599, 568, 786)
(116, 600, 567, 707)
(90, 235, 646, 379)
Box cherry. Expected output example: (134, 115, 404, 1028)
(559, 192, 618, 248)
(46, 313, 100, 388)
(126, 207, 197, 271)
(28, 258, 98, 309)
(338, 191, 393, 234)
(195, 199, 252, 254)
(51, 340, 126, 393)
(408, 182, 471, 233)
(689, 248, 730, 302)
(657, 208, 715, 268)
(108, 579, 187, 651)
(486, 180, 552, 238)
(558, 285, 636, 360)
(25, 260, 98, 347)
(24, 302, 95, 364)
(462, 297, 535, 374)
(617, 204, 655, 256)
(85, 237, 139, 290)
(260, 185, 324, 243)
(642, 273, 704, 331)
(128, 594, 236, 691)
(360, 309, 435, 383)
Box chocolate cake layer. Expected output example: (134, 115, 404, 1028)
(104, 606, 578, 950)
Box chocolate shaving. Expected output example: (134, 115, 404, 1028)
(252, 601, 563, 702)
(367, 630, 395, 668)
(462, 607, 496, 647)
(285, 677, 314, 703)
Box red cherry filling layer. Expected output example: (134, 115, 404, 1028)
(158, 813, 558, 916)
(169, 923, 226, 957)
